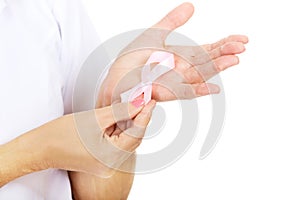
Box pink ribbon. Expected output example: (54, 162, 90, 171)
(121, 51, 175, 104)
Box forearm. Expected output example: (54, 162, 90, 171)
(69, 155, 136, 200)
(0, 130, 47, 187)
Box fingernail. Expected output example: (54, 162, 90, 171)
(207, 85, 220, 94)
(200, 83, 220, 94)
(219, 56, 239, 71)
(131, 99, 145, 108)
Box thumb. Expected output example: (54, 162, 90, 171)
(120, 3, 194, 55)
(153, 2, 194, 31)
(95, 99, 145, 130)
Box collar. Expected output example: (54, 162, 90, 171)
(0, 0, 7, 14)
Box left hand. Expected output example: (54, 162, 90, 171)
(97, 3, 248, 107)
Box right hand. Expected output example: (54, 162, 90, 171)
(37, 100, 156, 177)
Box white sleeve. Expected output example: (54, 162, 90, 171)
(52, 0, 101, 114)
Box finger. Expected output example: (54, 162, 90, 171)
(104, 125, 116, 136)
(153, 81, 220, 101)
(117, 100, 157, 151)
(208, 42, 246, 60)
(121, 3, 195, 56)
(95, 99, 145, 130)
(113, 121, 128, 136)
(110, 126, 123, 137)
(152, 2, 194, 39)
(203, 35, 249, 51)
(166, 43, 245, 67)
(122, 3, 195, 53)
(171, 82, 220, 99)
(192, 55, 240, 82)
(195, 83, 220, 96)
(133, 100, 156, 130)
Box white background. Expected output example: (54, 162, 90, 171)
(82, 0, 300, 199)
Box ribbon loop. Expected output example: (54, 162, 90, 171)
(121, 51, 175, 103)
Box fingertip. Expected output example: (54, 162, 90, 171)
(238, 35, 249, 44)
(153, 2, 194, 30)
(236, 56, 240, 64)
(215, 55, 240, 71)
(228, 35, 249, 44)
(230, 55, 240, 67)
(149, 100, 157, 112)
(118, 101, 144, 120)
(198, 83, 220, 95)
(148, 100, 157, 107)
(131, 99, 145, 108)
(141, 100, 156, 113)
(133, 102, 156, 128)
(243, 35, 249, 44)
(221, 42, 245, 55)
(210, 84, 221, 94)
(181, 2, 195, 13)
(238, 43, 246, 52)
(178, 2, 195, 23)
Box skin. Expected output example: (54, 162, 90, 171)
(71, 2, 248, 200)
(0, 2, 248, 200)
(0, 100, 156, 187)
(97, 3, 248, 107)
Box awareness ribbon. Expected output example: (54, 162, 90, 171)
(121, 51, 175, 104)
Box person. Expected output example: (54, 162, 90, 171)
(0, 0, 248, 199)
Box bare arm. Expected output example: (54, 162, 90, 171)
(68, 2, 248, 199)
(0, 130, 47, 187)
(69, 155, 136, 200)
(68, 101, 155, 200)
(0, 101, 149, 191)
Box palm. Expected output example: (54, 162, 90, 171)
(97, 3, 248, 107)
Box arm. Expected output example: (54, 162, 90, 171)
(69, 100, 154, 200)
(0, 101, 149, 190)
(0, 131, 47, 187)
(69, 155, 136, 200)
(68, 3, 248, 199)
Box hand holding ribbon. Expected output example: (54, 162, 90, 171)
(97, 3, 248, 107)
(121, 51, 175, 104)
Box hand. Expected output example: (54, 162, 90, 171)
(0, 100, 156, 185)
(97, 3, 248, 107)
(46, 100, 155, 177)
